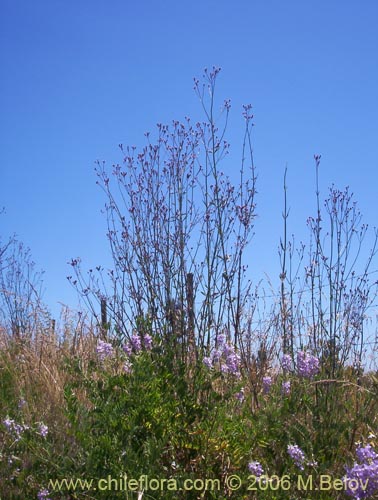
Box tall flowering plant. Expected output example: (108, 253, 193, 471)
(68, 67, 257, 363)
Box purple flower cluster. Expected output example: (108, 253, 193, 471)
(38, 423, 48, 438)
(356, 444, 378, 463)
(281, 354, 292, 372)
(220, 343, 241, 376)
(122, 333, 153, 356)
(262, 376, 273, 394)
(203, 334, 241, 377)
(282, 380, 291, 396)
(3, 417, 29, 442)
(18, 398, 27, 410)
(235, 387, 245, 402)
(217, 333, 226, 345)
(287, 444, 306, 470)
(344, 444, 378, 499)
(203, 356, 213, 369)
(297, 351, 320, 379)
(4, 417, 50, 443)
(143, 333, 153, 350)
(130, 333, 142, 351)
(123, 359, 132, 374)
(248, 460, 264, 477)
(122, 343, 132, 356)
(96, 340, 114, 361)
(37, 489, 52, 500)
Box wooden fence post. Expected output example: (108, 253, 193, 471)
(101, 298, 107, 339)
(186, 272, 196, 360)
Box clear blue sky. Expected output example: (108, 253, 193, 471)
(1, 0, 378, 321)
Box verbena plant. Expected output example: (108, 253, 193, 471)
(68, 66, 257, 357)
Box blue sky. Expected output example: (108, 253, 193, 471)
(1, 0, 378, 321)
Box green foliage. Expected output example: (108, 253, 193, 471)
(2, 335, 378, 500)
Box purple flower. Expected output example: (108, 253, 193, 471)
(37, 489, 51, 500)
(18, 398, 27, 409)
(203, 356, 213, 369)
(123, 360, 132, 374)
(222, 343, 234, 357)
(217, 333, 226, 346)
(297, 351, 320, 379)
(130, 334, 142, 352)
(221, 343, 240, 377)
(356, 444, 378, 463)
(96, 340, 114, 361)
(282, 380, 291, 396)
(344, 464, 378, 498)
(143, 333, 153, 350)
(122, 343, 132, 356)
(3, 417, 28, 442)
(203, 339, 241, 377)
(248, 460, 264, 477)
(343, 443, 378, 499)
(220, 363, 229, 374)
(212, 349, 221, 363)
(287, 444, 306, 470)
(225, 352, 241, 376)
(38, 423, 48, 438)
(281, 354, 292, 372)
(3, 417, 14, 431)
(262, 376, 273, 394)
(235, 388, 245, 402)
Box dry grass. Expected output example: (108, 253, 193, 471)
(0, 309, 99, 431)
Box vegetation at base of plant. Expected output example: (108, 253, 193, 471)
(1, 327, 378, 499)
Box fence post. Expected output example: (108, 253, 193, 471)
(101, 298, 108, 339)
(186, 272, 196, 360)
